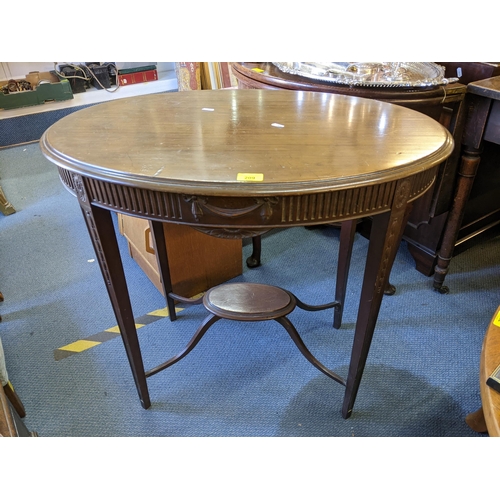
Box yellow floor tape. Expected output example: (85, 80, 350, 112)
(54, 306, 183, 360)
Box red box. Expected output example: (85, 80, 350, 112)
(118, 69, 158, 86)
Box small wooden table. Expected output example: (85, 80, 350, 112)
(434, 76, 500, 292)
(482, 307, 500, 436)
(466, 305, 500, 436)
(40, 89, 453, 419)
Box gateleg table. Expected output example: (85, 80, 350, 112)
(40, 89, 453, 419)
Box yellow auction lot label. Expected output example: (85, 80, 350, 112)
(237, 173, 264, 182)
(494, 309, 500, 327)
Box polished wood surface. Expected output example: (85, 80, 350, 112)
(466, 304, 500, 436)
(468, 75, 500, 100)
(40, 89, 454, 418)
(205, 283, 292, 317)
(41, 90, 452, 198)
(481, 305, 500, 436)
(231, 63, 469, 288)
(231, 62, 459, 112)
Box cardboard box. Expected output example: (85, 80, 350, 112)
(0, 71, 73, 110)
(118, 214, 242, 298)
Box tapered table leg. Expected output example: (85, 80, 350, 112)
(342, 181, 413, 418)
(76, 180, 150, 408)
(334, 220, 357, 329)
(149, 220, 178, 320)
(149, 220, 204, 312)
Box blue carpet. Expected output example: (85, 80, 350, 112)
(0, 104, 97, 148)
(1, 142, 499, 438)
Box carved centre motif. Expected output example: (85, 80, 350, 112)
(183, 195, 279, 222)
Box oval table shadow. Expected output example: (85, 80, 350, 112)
(278, 365, 483, 437)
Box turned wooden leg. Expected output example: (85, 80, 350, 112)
(247, 235, 262, 268)
(465, 407, 488, 433)
(433, 146, 482, 294)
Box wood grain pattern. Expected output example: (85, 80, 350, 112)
(41, 90, 453, 198)
(468, 75, 500, 100)
(45, 90, 452, 233)
(231, 63, 459, 111)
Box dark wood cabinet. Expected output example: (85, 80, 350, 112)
(437, 62, 500, 85)
(432, 74, 500, 290)
(231, 62, 500, 290)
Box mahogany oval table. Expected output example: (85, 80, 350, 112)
(40, 89, 453, 419)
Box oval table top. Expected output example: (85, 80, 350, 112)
(40, 89, 453, 197)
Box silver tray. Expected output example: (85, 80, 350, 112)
(272, 62, 457, 88)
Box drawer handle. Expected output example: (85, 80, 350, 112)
(144, 227, 155, 255)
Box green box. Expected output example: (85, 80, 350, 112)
(0, 71, 73, 111)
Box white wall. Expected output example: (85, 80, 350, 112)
(1, 62, 175, 80)
(0, 62, 178, 119)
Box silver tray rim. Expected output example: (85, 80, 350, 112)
(272, 62, 458, 88)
